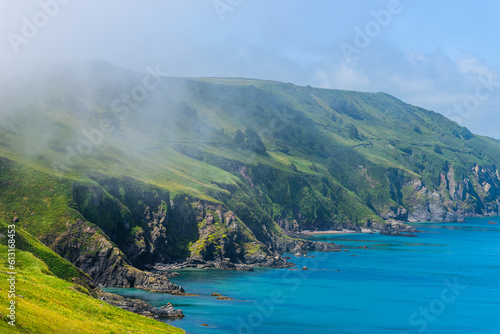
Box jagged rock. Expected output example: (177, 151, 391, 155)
(401, 165, 500, 223)
(99, 292, 184, 319)
(151, 268, 180, 277)
(158, 302, 184, 318)
(276, 239, 341, 253)
(381, 207, 408, 221)
(52, 220, 183, 294)
(379, 222, 420, 237)
(217, 296, 233, 300)
(238, 265, 254, 271)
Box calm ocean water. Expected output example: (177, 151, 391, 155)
(105, 217, 500, 333)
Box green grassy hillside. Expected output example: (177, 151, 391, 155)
(2, 61, 500, 271)
(0, 218, 183, 333)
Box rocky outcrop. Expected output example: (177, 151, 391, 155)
(274, 238, 341, 253)
(51, 220, 183, 293)
(378, 222, 420, 237)
(380, 207, 408, 221)
(156, 256, 289, 271)
(385, 165, 500, 223)
(241, 252, 293, 268)
(404, 178, 465, 222)
(99, 292, 184, 319)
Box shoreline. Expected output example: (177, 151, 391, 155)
(300, 228, 374, 235)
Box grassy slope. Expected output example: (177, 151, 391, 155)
(0, 246, 183, 334)
(0, 218, 81, 283)
(0, 157, 82, 242)
(0, 216, 183, 333)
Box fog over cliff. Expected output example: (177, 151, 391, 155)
(1, 1, 500, 139)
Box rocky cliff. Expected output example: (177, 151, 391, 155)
(70, 175, 331, 271)
(382, 164, 500, 223)
(50, 219, 184, 293)
(99, 292, 185, 320)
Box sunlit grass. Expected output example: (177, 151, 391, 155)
(0, 245, 183, 334)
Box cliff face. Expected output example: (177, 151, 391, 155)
(71, 175, 295, 270)
(384, 165, 500, 223)
(50, 219, 183, 293)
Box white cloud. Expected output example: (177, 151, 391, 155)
(456, 55, 492, 77)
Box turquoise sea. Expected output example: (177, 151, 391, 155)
(105, 217, 500, 333)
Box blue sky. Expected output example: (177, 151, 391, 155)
(2, 0, 500, 138)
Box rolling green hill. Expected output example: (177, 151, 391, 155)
(1, 61, 500, 305)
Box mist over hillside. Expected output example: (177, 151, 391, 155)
(1, 61, 500, 291)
